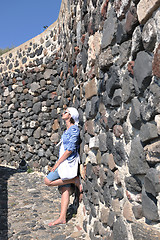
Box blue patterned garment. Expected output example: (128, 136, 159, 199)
(61, 125, 80, 161)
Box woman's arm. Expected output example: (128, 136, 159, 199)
(51, 150, 72, 172)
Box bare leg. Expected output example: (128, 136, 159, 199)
(44, 176, 82, 192)
(48, 186, 70, 226)
(44, 175, 83, 202)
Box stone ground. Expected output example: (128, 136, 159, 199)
(0, 165, 88, 240)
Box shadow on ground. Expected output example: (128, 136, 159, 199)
(0, 166, 19, 240)
(0, 166, 80, 240)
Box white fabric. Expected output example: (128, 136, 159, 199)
(67, 107, 79, 126)
(57, 141, 80, 180)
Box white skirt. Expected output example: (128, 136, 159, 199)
(58, 154, 80, 180)
(57, 141, 80, 180)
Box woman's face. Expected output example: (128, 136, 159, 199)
(62, 109, 71, 121)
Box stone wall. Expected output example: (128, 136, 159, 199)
(0, 0, 160, 239)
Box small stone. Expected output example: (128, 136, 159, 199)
(139, 122, 158, 143)
(113, 125, 123, 138)
(85, 78, 97, 100)
(123, 200, 134, 222)
(100, 207, 110, 224)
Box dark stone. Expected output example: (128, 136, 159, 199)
(30, 52, 35, 58)
(92, 0, 97, 8)
(125, 176, 142, 193)
(106, 132, 113, 153)
(128, 137, 149, 175)
(129, 97, 141, 129)
(103, 184, 112, 207)
(6, 59, 9, 65)
(93, 221, 100, 236)
(107, 210, 115, 227)
(81, 0, 88, 17)
(86, 163, 94, 180)
(115, 188, 124, 200)
(149, 81, 160, 113)
(107, 110, 118, 129)
(106, 66, 121, 98)
(46, 40, 51, 48)
(35, 46, 43, 56)
(142, 187, 159, 221)
(125, 6, 138, 34)
(139, 122, 158, 143)
(116, 109, 128, 124)
(83, 220, 87, 233)
(92, 191, 99, 205)
(35, 58, 43, 66)
(116, 20, 127, 44)
(102, 91, 112, 107)
(82, 47, 88, 71)
(144, 168, 160, 197)
(99, 133, 107, 152)
(111, 89, 122, 106)
(117, 40, 132, 67)
(133, 51, 153, 91)
(132, 204, 143, 219)
(99, 167, 107, 187)
(85, 101, 91, 120)
(25, 152, 33, 161)
(106, 169, 114, 187)
(113, 217, 128, 240)
(101, 7, 117, 49)
(110, 186, 117, 198)
(8, 63, 13, 70)
(22, 57, 27, 64)
(33, 102, 42, 114)
(89, 202, 97, 218)
(90, 96, 99, 118)
(112, 141, 127, 167)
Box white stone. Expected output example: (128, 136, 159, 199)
(86, 151, 97, 164)
(155, 114, 160, 134)
(89, 136, 99, 149)
(27, 144, 34, 153)
(42, 106, 48, 112)
(20, 135, 28, 142)
(137, 0, 160, 24)
(3, 88, 9, 97)
(88, 32, 101, 62)
(154, 8, 160, 43)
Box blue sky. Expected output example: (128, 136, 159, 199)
(0, 0, 62, 49)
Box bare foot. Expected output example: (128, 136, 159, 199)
(48, 218, 66, 227)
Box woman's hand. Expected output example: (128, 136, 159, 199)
(51, 163, 58, 172)
(51, 150, 72, 172)
(51, 166, 56, 172)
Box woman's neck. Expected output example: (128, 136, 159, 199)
(66, 120, 74, 130)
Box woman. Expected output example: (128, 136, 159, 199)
(44, 107, 83, 227)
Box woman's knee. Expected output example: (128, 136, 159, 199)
(44, 177, 51, 186)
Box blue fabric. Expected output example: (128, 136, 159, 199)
(61, 125, 80, 161)
(46, 169, 71, 188)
